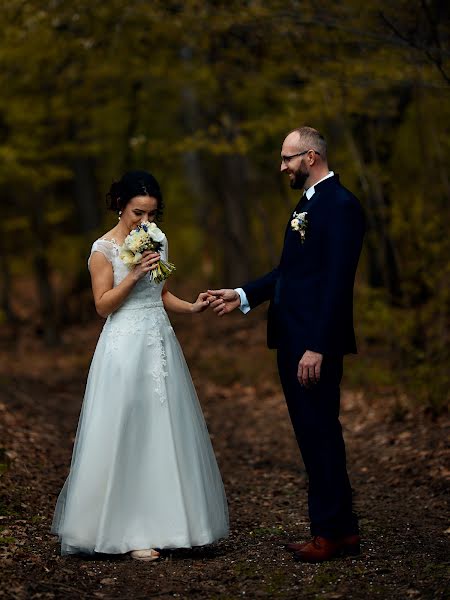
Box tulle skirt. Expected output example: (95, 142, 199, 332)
(51, 306, 229, 555)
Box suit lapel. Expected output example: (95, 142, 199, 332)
(303, 189, 321, 213)
(281, 176, 338, 260)
(282, 195, 304, 239)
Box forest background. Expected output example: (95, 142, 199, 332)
(0, 0, 449, 412)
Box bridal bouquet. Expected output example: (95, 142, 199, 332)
(119, 221, 176, 283)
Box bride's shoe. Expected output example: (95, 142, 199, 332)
(130, 548, 160, 561)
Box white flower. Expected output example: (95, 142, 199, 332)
(291, 210, 308, 243)
(149, 226, 165, 243)
(136, 221, 165, 243)
(124, 229, 146, 253)
(119, 221, 171, 279)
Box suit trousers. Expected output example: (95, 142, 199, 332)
(277, 349, 358, 538)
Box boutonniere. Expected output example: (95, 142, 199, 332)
(291, 211, 308, 244)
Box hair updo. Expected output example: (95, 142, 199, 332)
(106, 170, 164, 221)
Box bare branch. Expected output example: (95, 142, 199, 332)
(379, 10, 450, 85)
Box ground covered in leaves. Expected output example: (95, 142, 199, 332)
(0, 304, 449, 599)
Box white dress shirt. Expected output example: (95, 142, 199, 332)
(235, 171, 335, 313)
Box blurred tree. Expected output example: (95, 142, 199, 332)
(0, 0, 448, 408)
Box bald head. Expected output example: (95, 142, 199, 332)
(280, 127, 330, 190)
(286, 127, 328, 162)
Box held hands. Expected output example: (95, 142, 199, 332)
(132, 251, 160, 281)
(207, 289, 241, 316)
(298, 350, 323, 387)
(190, 288, 240, 315)
(191, 292, 211, 314)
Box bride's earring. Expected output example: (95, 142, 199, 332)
(118, 211, 122, 221)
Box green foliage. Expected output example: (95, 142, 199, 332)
(0, 0, 449, 408)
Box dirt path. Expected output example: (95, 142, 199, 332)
(0, 310, 449, 599)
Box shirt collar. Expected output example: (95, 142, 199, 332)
(304, 171, 334, 200)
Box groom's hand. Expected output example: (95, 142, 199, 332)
(207, 289, 241, 316)
(298, 350, 323, 387)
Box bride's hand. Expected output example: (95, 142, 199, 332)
(131, 251, 160, 281)
(191, 292, 210, 314)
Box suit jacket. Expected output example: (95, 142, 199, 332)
(242, 175, 365, 359)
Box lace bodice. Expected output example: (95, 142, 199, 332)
(88, 237, 168, 309)
(88, 236, 171, 403)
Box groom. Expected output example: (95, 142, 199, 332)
(208, 126, 365, 562)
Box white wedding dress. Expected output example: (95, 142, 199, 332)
(52, 237, 229, 555)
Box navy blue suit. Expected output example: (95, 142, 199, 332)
(243, 175, 365, 538)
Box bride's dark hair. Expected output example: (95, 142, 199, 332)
(106, 170, 164, 221)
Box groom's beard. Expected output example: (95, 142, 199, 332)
(290, 168, 309, 190)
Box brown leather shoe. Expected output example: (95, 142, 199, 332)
(285, 540, 309, 552)
(284, 535, 361, 552)
(293, 535, 361, 562)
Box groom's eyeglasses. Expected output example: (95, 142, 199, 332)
(281, 150, 321, 165)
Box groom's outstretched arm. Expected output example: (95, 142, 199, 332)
(241, 267, 279, 310)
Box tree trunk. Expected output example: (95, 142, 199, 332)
(72, 156, 100, 233)
(367, 121, 402, 304)
(123, 80, 143, 171)
(219, 152, 252, 287)
(0, 235, 18, 323)
(342, 120, 402, 301)
(30, 200, 60, 346)
(180, 66, 218, 279)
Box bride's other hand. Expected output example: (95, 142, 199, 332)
(191, 292, 210, 313)
(132, 252, 160, 281)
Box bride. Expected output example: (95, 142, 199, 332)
(52, 170, 229, 561)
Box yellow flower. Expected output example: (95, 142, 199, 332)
(119, 248, 137, 267)
(126, 229, 148, 253)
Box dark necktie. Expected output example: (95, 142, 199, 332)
(294, 191, 308, 213)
